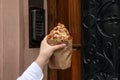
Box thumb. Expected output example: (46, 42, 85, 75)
(52, 44, 66, 51)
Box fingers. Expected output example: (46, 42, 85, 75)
(52, 44, 66, 50)
(42, 35, 66, 51)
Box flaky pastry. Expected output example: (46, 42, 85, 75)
(47, 23, 72, 45)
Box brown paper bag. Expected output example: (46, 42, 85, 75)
(47, 23, 72, 69)
(48, 39, 72, 70)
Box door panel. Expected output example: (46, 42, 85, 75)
(81, 0, 120, 79)
(47, 0, 81, 80)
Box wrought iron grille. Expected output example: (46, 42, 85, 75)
(81, 0, 120, 80)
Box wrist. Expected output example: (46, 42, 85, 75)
(35, 57, 47, 70)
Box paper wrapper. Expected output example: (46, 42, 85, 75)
(48, 39, 72, 70)
(47, 23, 72, 70)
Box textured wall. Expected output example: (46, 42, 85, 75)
(0, 0, 48, 80)
(0, 0, 22, 79)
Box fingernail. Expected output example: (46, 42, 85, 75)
(62, 44, 66, 47)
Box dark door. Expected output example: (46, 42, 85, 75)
(81, 0, 120, 80)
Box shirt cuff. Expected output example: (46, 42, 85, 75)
(17, 62, 43, 80)
(32, 62, 43, 80)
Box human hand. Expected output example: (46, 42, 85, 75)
(35, 36, 66, 70)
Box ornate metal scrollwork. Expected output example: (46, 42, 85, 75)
(82, 0, 120, 80)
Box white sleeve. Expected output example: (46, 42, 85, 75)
(17, 62, 43, 80)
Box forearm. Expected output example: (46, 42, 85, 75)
(35, 53, 49, 70)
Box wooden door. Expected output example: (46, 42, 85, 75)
(47, 0, 82, 80)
